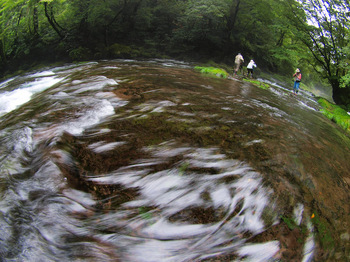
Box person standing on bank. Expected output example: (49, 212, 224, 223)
(234, 53, 244, 76)
(247, 60, 257, 78)
(293, 68, 302, 94)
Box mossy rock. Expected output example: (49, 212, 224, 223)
(194, 66, 228, 78)
(243, 78, 270, 90)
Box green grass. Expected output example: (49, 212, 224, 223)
(318, 98, 350, 133)
(194, 66, 229, 78)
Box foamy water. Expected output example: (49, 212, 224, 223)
(0, 75, 63, 116)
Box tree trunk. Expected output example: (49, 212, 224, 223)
(223, 0, 241, 54)
(33, 5, 39, 35)
(332, 85, 350, 106)
(104, 0, 127, 47)
(0, 39, 6, 64)
(43, 2, 64, 39)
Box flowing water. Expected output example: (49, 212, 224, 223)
(0, 60, 349, 262)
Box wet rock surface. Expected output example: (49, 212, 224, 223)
(0, 60, 349, 261)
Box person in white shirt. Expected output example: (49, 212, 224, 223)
(247, 60, 257, 78)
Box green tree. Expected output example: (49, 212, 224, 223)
(0, 0, 34, 59)
(140, 0, 184, 52)
(171, 0, 284, 62)
(264, 0, 306, 74)
(42, 0, 66, 40)
(340, 44, 350, 92)
(170, 0, 226, 55)
(0, 0, 70, 67)
(285, 0, 350, 105)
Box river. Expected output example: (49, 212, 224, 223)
(0, 60, 349, 261)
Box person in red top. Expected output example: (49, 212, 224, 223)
(293, 68, 302, 95)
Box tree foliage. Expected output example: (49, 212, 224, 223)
(284, 0, 350, 105)
(0, 0, 349, 105)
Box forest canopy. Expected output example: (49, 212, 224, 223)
(0, 0, 349, 106)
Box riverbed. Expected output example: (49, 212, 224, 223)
(0, 59, 349, 261)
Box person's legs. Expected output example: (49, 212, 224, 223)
(293, 81, 300, 94)
(247, 69, 253, 78)
(234, 63, 239, 75)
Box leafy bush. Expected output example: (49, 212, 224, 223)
(69, 47, 92, 61)
(107, 43, 140, 58)
(340, 73, 350, 88)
